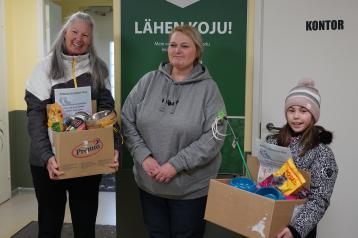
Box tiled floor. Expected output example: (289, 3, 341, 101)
(0, 189, 116, 238)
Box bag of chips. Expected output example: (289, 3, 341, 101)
(47, 103, 64, 132)
(259, 158, 306, 195)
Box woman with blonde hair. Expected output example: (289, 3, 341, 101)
(122, 25, 226, 238)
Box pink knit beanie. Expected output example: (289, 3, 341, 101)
(285, 79, 321, 123)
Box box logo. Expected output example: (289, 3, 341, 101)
(72, 138, 103, 158)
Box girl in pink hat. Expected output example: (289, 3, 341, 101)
(266, 79, 338, 238)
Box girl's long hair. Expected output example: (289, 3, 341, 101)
(275, 120, 322, 156)
(49, 12, 108, 91)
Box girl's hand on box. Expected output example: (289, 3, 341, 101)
(109, 149, 120, 171)
(277, 227, 293, 238)
(46, 156, 64, 180)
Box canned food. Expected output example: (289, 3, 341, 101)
(86, 110, 117, 129)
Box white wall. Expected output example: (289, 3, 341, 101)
(49, 1, 62, 46)
(253, 0, 358, 237)
(90, 11, 113, 68)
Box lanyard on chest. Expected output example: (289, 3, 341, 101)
(72, 57, 78, 88)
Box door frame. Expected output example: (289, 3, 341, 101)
(0, 0, 11, 204)
(252, 0, 264, 146)
(37, 0, 49, 57)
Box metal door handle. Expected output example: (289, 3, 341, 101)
(0, 128, 3, 151)
(266, 123, 281, 131)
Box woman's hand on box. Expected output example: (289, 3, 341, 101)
(109, 149, 120, 172)
(46, 156, 64, 180)
(277, 227, 293, 238)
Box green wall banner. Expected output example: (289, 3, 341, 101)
(121, 0, 247, 174)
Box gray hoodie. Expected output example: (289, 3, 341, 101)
(122, 62, 226, 199)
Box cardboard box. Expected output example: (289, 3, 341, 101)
(204, 157, 309, 238)
(52, 126, 115, 179)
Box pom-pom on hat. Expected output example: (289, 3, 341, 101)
(285, 79, 321, 122)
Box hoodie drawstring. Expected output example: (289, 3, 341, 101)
(159, 80, 170, 112)
(170, 86, 181, 114)
(159, 80, 182, 114)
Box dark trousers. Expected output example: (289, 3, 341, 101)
(139, 189, 207, 238)
(31, 165, 102, 238)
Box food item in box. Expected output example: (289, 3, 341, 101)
(47, 103, 64, 132)
(273, 158, 306, 195)
(259, 158, 306, 195)
(66, 116, 86, 131)
(86, 110, 117, 129)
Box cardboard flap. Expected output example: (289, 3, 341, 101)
(301, 171, 311, 189)
(247, 156, 260, 182)
(270, 200, 305, 237)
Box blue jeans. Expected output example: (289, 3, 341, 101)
(139, 189, 207, 238)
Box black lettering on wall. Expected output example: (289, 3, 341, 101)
(306, 19, 344, 31)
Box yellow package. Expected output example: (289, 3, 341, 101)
(273, 158, 306, 195)
(47, 103, 64, 132)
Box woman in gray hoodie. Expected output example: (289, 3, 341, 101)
(122, 25, 226, 238)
